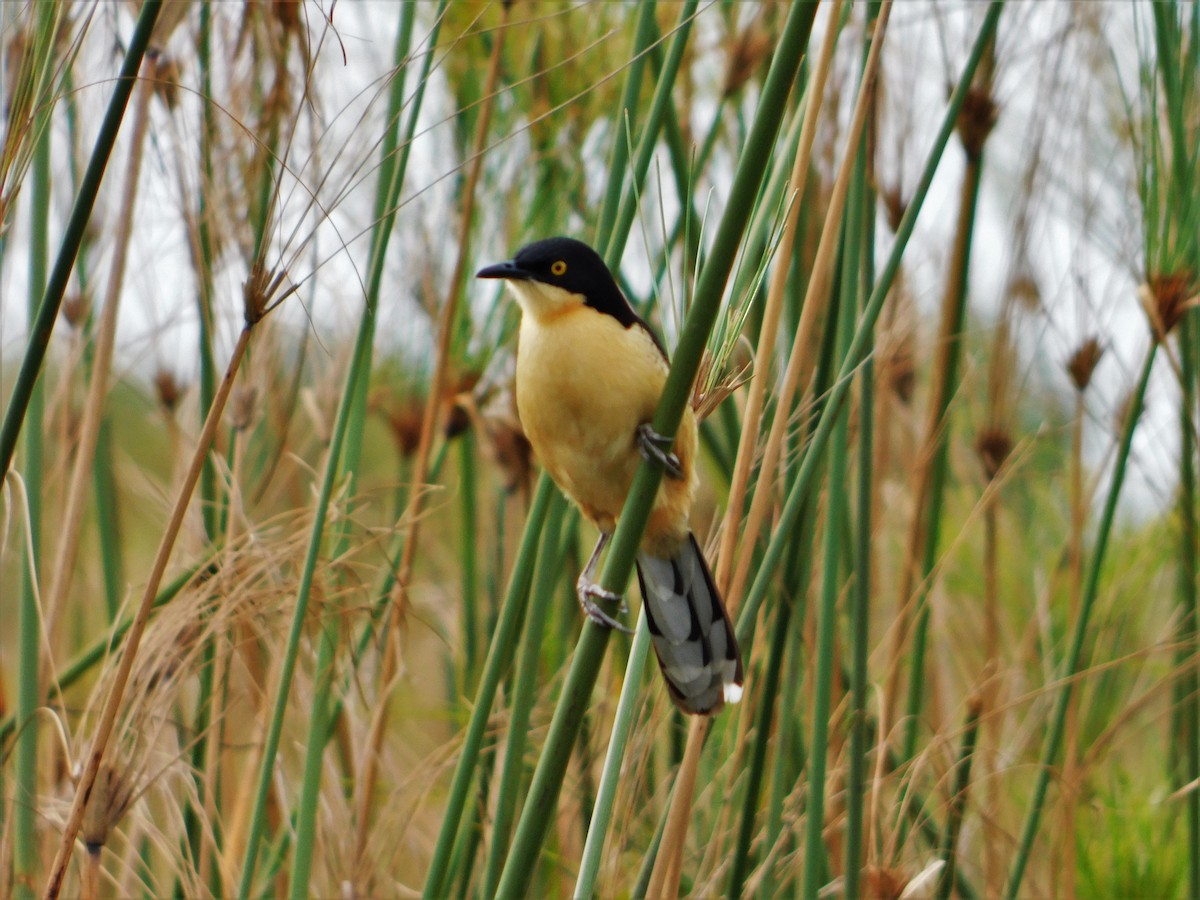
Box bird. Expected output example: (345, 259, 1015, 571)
(477, 236, 743, 715)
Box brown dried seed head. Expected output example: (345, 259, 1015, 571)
(883, 332, 916, 404)
(975, 426, 1013, 480)
(957, 85, 998, 160)
(393, 406, 424, 457)
(881, 185, 908, 234)
(723, 21, 773, 98)
(1143, 271, 1198, 341)
(1007, 272, 1041, 313)
(487, 414, 534, 495)
(62, 292, 91, 329)
(444, 398, 471, 440)
(149, 52, 181, 110)
(82, 762, 135, 852)
(154, 368, 183, 413)
(273, 0, 303, 36)
(1066, 338, 1104, 392)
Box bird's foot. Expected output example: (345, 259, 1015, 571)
(576, 577, 634, 633)
(636, 423, 683, 480)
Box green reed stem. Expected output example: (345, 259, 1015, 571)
(481, 494, 570, 896)
(494, 4, 818, 895)
(574, 607, 653, 898)
(593, 0, 659, 249)
(1005, 344, 1158, 897)
(0, 0, 163, 483)
(802, 223, 855, 900)
(1180, 313, 1199, 899)
(735, 2, 1003, 646)
(421, 476, 554, 898)
(252, 7, 422, 896)
(844, 122, 876, 899)
(937, 698, 981, 900)
(12, 7, 55, 891)
(899, 47, 993, 771)
(605, 0, 699, 264)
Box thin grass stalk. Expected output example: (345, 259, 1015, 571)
(725, 0, 881, 615)
(288, 606, 340, 898)
(44, 318, 255, 899)
(356, 2, 498, 865)
(801, 224, 856, 900)
(894, 46, 996, 775)
(573, 607, 653, 898)
(593, 0, 659, 251)
(195, 0, 221, 544)
(844, 112, 875, 899)
(727, 554, 803, 897)
(1152, 5, 1200, 891)
(605, 0, 700, 264)
(0, 1, 162, 483)
(495, 5, 818, 893)
(1004, 343, 1158, 897)
(588, 2, 668, 271)
(759, 570, 812, 898)
(459, 432, 482, 689)
(289, 349, 379, 896)
(0, 561, 212, 745)
(90, 418, 122, 621)
(41, 49, 155, 688)
(194, 408, 255, 892)
(388, 1, 503, 628)
(712, 0, 841, 586)
(936, 697, 981, 900)
(12, 6, 55, 890)
(56, 76, 123, 626)
(644, 717, 708, 899)
(481, 493, 570, 896)
(295, 11, 427, 891)
(735, 0, 1004, 659)
(1057, 379, 1088, 899)
(239, 9, 430, 888)
(651, 8, 877, 890)
(1179, 312, 1199, 899)
(420, 477, 554, 898)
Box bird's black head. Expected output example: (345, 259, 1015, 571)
(477, 236, 642, 330)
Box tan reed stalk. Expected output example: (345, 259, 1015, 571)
(724, 2, 887, 614)
(715, 0, 845, 598)
(352, 5, 510, 868)
(40, 57, 155, 653)
(42, 301, 267, 896)
(649, 6, 892, 895)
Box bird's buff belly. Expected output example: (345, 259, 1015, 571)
(518, 391, 641, 532)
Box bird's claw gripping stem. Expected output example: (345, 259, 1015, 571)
(636, 423, 683, 480)
(576, 577, 634, 633)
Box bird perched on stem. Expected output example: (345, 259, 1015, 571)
(477, 237, 743, 715)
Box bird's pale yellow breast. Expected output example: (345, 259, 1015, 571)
(515, 303, 696, 546)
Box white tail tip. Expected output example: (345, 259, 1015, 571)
(723, 682, 744, 705)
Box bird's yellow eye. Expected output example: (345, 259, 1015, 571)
(551, 260, 567, 276)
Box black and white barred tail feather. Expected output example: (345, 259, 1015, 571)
(636, 534, 744, 715)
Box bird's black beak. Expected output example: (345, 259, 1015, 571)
(476, 259, 531, 281)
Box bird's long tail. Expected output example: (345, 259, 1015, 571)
(636, 534, 743, 715)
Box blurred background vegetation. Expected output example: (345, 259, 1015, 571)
(0, 1, 1196, 897)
